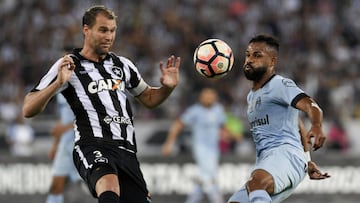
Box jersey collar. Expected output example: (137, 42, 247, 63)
(261, 74, 276, 88)
(72, 48, 111, 63)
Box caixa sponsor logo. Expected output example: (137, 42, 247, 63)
(104, 115, 132, 125)
(88, 79, 125, 94)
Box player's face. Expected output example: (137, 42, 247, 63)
(199, 88, 217, 107)
(85, 14, 117, 56)
(243, 42, 275, 81)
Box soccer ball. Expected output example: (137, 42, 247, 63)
(193, 39, 234, 78)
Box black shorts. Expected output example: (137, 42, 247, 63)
(73, 140, 151, 203)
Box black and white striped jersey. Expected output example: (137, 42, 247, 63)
(31, 49, 149, 153)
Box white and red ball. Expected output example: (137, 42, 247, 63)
(193, 39, 234, 78)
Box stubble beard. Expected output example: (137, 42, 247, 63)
(94, 46, 109, 58)
(243, 65, 267, 81)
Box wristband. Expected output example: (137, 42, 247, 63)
(305, 151, 311, 162)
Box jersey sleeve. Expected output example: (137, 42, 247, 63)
(30, 58, 68, 93)
(272, 78, 305, 106)
(120, 56, 149, 96)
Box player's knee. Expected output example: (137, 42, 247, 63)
(96, 174, 120, 196)
(246, 169, 274, 194)
(89, 164, 119, 196)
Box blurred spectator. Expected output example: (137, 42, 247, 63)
(5, 114, 35, 157)
(326, 118, 350, 152)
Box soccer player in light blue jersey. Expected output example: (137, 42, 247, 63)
(162, 88, 226, 203)
(227, 34, 329, 203)
(45, 94, 83, 203)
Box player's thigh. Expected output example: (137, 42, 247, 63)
(254, 146, 306, 194)
(73, 144, 118, 197)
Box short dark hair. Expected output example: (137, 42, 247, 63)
(82, 5, 117, 27)
(249, 34, 279, 52)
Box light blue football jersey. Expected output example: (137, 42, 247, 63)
(181, 103, 226, 151)
(247, 75, 306, 155)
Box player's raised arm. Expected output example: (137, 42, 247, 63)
(136, 55, 180, 109)
(23, 55, 75, 118)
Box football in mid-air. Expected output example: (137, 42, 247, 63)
(193, 38, 234, 78)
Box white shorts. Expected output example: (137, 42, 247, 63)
(228, 145, 307, 203)
(51, 130, 81, 182)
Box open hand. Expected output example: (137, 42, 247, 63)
(159, 55, 181, 89)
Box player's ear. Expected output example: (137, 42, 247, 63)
(270, 56, 277, 67)
(83, 25, 90, 36)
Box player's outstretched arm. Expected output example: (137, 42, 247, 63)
(23, 83, 62, 118)
(137, 56, 180, 109)
(296, 96, 326, 150)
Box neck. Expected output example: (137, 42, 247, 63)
(252, 73, 275, 90)
(80, 47, 106, 62)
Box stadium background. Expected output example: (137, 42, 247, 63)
(0, 0, 360, 202)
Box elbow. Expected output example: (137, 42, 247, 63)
(22, 105, 34, 118)
(22, 103, 39, 118)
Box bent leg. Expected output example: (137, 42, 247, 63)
(246, 169, 274, 194)
(96, 174, 120, 203)
(96, 174, 120, 196)
(246, 169, 273, 203)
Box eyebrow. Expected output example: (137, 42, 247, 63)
(245, 50, 263, 54)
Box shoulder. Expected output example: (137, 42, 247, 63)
(109, 52, 136, 68)
(188, 103, 201, 111)
(270, 75, 297, 88)
(184, 104, 202, 114)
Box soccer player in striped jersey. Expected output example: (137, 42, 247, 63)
(227, 34, 329, 203)
(23, 5, 180, 203)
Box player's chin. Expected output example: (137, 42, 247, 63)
(102, 47, 111, 53)
(96, 47, 110, 55)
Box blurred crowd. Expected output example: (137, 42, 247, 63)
(1, 0, 360, 127)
